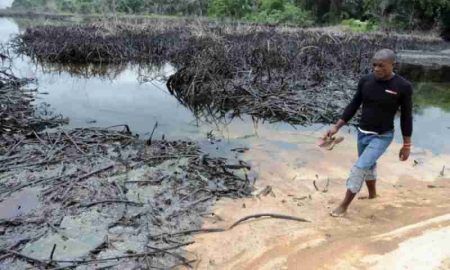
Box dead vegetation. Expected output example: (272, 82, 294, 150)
(0, 48, 308, 269)
(15, 20, 446, 124)
(0, 53, 66, 135)
(0, 124, 254, 268)
(0, 46, 255, 268)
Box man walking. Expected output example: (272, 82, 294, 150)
(325, 49, 413, 217)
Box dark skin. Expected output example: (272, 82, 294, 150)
(326, 57, 411, 216)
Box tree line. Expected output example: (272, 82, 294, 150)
(9, 0, 450, 38)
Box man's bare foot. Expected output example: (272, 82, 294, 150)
(358, 194, 378, 200)
(330, 205, 347, 217)
(331, 190, 355, 217)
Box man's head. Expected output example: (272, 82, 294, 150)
(372, 49, 396, 80)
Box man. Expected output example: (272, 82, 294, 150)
(325, 49, 413, 217)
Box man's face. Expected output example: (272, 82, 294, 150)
(372, 59, 394, 80)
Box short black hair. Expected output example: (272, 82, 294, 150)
(373, 49, 396, 62)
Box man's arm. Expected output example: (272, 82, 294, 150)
(325, 79, 363, 137)
(341, 80, 364, 124)
(399, 84, 413, 161)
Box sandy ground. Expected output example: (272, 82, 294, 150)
(183, 129, 450, 270)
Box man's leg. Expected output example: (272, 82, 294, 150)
(365, 179, 377, 199)
(331, 165, 366, 216)
(331, 132, 368, 216)
(357, 133, 377, 199)
(331, 133, 393, 217)
(363, 164, 377, 199)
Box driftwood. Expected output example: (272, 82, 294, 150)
(150, 212, 310, 240)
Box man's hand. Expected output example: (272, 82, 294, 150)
(323, 119, 345, 139)
(319, 125, 339, 148)
(399, 146, 410, 161)
(324, 126, 339, 139)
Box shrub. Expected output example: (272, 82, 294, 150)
(246, 1, 312, 26)
(341, 18, 378, 32)
(260, 0, 285, 11)
(363, 0, 450, 31)
(207, 0, 253, 18)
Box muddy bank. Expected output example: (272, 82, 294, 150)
(181, 127, 450, 269)
(0, 54, 66, 135)
(0, 68, 254, 269)
(0, 127, 253, 269)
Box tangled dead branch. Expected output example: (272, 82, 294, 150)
(0, 63, 66, 136)
(15, 21, 444, 125)
(0, 125, 254, 268)
(0, 63, 253, 268)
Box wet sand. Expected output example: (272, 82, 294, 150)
(184, 129, 450, 269)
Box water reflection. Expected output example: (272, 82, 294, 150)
(34, 61, 173, 82)
(0, 0, 13, 9)
(0, 17, 19, 43)
(414, 82, 450, 112)
(33, 63, 202, 137)
(36, 62, 129, 79)
(396, 82, 450, 154)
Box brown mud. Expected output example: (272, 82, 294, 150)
(181, 129, 450, 269)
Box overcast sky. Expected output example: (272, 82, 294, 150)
(0, 0, 13, 9)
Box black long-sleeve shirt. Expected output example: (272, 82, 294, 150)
(341, 74, 413, 136)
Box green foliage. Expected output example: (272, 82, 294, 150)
(412, 0, 450, 18)
(208, 0, 312, 26)
(57, 0, 77, 13)
(341, 18, 377, 32)
(442, 8, 450, 27)
(9, 0, 450, 34)
(260, 0, 285, 11)
(12, 0, 47, 10)
(300, 0, 344, 23)
(207, 0, 230, 17)
(438, 5, 450, 40)
(116, 0, 145, 14)
(363, 0, 450, 30)
(246, 2, 312, 26)
(207, 0, 253, 18)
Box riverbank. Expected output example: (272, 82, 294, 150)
(183, 127, 450, 269)
(0, 67, 256, 269)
